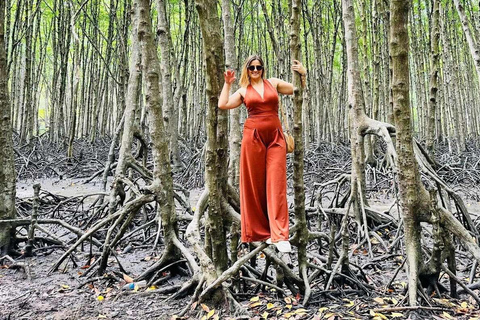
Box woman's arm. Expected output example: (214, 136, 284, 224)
(270, 60, 307, 95)
(274, 78, 294, 95)
(218, 70, 243, 110)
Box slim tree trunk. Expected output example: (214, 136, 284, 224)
(453, 0, 480, 87)
(342, 0, 369, 221)
(156, 0, 182, 169)
(426, 0, 440, 154)
(0, 0, 16, 253)
(195, 0, 229, 276)
(97, 0, 143, 275)
(223, 0, 241, 189)
(137, 0, 180, 268)
(221, 0, 241, 262)
(68, 22, 81, 158)
(48, 0, 59, 141)
(20, 0, 34, 143)
(290, 0, 309, 304)
(390, 0, 422, 306)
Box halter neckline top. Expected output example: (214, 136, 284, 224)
(244, 79, 279, 117)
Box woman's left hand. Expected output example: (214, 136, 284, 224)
(292, 60, 307, 76)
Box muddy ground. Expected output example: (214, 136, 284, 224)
(2, 139, 480, 319)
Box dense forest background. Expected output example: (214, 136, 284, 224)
(2, 0, 480, 319)
(5, 0, 480, 149)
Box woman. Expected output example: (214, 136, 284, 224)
(218, 55, 306, 253)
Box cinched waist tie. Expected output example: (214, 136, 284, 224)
(247, 111, 278, 118)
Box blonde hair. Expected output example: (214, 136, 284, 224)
(239, 55, 266, 88)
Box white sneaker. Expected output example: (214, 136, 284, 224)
(274, 241, 292, 253)
(266, 238, 272, 244)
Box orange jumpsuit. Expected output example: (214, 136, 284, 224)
(240, 79, 289, 243)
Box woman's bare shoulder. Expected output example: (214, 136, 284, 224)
(236, 87, 247, 99)
(267, 78, 281, 87)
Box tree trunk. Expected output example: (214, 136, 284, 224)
(221, 0, 241, 262)
(98, 0, 143, 275)
(157, 0, 182, 169)
(453, 0, 480, 87)
(290, 0, 310, 304)
(426, 0, 440, 154)
(390, 0, 422, 306)
(342, 0, 369, 222)
(195, 0, 228, 277)
(223, 0, 241, 189)
(136, 0, 180, 270)
(20, 0, 34, 144)
(0, 0, 16, 254)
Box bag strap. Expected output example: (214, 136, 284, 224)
(278, 99, 290, 132)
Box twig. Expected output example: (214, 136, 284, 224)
(372, 306, 451, 313)
(198, 243, 268, 300)
(441, 264, 480, 305)
(385, 258, 406, 291)
(239, 276, 285, 294)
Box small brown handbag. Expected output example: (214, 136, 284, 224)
(279, 100, 294, 153)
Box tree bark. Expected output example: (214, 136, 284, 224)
(390, 0, 423, 306)
(342, 0, 369, 222)
(222, 0, 241, 189)
(426, 0, 440, 154)
(453, 0, 480, 87)
(290, 0, 310, 304)
(0, 0, 16, 253)
(136, 0, 179, 270)
(20, 0, 34, 144)
(195, 0, 229, 276)
(157, 0, 182, 169)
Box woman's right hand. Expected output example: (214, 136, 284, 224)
(224, 69, 236, 84)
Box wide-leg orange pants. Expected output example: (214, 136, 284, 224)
(240, 114, 289, 243)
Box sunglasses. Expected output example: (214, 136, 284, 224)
(248, 65, 264, 71)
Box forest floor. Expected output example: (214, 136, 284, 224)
(2, 138, 480, 319)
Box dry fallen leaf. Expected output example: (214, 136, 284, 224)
(250, 296, 260, 302)
(191, 301, 198, 311)
(201, 303, 210, 312)
(123, 273, 134, 283)
(343, 299, 355, 307)
(370, 310, 388, 320)
(295, 308, 308, 314)
(206, 309, 215, 319)
(373, 297, 385, 304)
(433, 298, 457, 308)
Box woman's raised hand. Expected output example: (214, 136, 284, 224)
(292, 60, 307, 76)
(224, 69, 236, 84)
